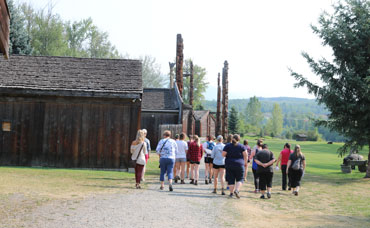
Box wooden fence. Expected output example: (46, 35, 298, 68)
(158, 124, 183, 141)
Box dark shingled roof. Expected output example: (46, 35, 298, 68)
(142, 88, 180, 110)
(0, 55, 142, 98)
(194, 110, 209, 120)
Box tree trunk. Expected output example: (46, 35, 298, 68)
(366, 142, 370, 178)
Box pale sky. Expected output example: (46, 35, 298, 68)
(19, 0, 336, 100)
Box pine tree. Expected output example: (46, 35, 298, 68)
(228, 106, 239, 134)
(8, 0, 32, 55)
(290, 0, 370, 177)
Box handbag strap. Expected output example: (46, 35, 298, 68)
(159, 139, 169, 153)
(136, 143, 145, 160)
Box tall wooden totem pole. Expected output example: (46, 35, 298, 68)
(221, 61, 229, 138)
(216, 73, 222, 136)
(176, 34, 184, 96)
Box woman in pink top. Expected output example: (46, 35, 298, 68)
(275, 143, 292, 190)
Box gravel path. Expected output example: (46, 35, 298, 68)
(22, 161, 235, 228)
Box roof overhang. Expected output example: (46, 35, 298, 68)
(0, 87, 142, 99)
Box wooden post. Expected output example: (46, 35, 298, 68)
(216, 73, 222, 136)
(176, 34, 184, 97)
(189, 61, 194, 106)
(222, 61, 229, 138)
(187, 60, 194, 136)
(169, 62, 175, 88)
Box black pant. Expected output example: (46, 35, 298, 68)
(281, 165, 291, 190)
(290, 168, 303, 188)
(252, 168, 259, 190)
(258, 172, 273, 191)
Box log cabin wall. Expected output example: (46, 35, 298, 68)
(0, 96, 140, 169)
(141, 112, 178, 148)
(0, 55, 142, 169)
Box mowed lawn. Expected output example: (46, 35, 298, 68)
(234, 138, 370, 227)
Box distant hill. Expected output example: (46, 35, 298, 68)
(203, 97, 328, 117)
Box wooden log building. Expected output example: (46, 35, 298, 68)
(194, 110, 216, 138)
(0, 55, 142, 169)
(141, 84, 194, 147)
(0, 0, 10, 59)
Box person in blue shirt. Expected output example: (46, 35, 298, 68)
(211, 135, 226, 195)
(222, 134, 248, 198)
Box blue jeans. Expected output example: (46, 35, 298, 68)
(160, 158, 175, 181)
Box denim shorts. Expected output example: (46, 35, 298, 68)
(176, 158, 187, 162)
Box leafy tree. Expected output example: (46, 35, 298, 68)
(183, 59, 209, 108)
(141, 55, 167, 88)
(245, 96, 263, 127)
(285, 131, 292, 139)
(65, 18, 93, 57)
(8, 0, 32, 55)
(290, 0, 370, 177)
(228, 106, 239, 134)
(271, 103, 283, 136)
(87, 25, 120, 58)
(30, 7, 68, 56)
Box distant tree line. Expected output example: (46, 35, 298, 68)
(206, 97, 343, 142)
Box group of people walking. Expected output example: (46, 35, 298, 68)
(131, 129, 306, 198)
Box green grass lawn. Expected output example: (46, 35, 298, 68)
(237, 137, 370, 226)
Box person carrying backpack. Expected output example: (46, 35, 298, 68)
(286, 145, 306, 196)
(203, 136, 216, 184)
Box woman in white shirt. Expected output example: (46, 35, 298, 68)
(175, 133, 188, 184)
(130, 130, 147, 189)
(156, 130, 178, 191)
(211, 135, 226, 195)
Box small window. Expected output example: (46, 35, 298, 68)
(2, 122, 11, 132)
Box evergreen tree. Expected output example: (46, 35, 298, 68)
(271, 103, 283, 136)
(8, 0, 32, 55)
(228, 106, 239, 134)
(290, 0, 370, 177)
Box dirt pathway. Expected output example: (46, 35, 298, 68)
(15, 161, 235, 228)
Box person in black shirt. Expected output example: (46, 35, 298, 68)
(287, 145, 306, 196)
(254, 144, 275, 199)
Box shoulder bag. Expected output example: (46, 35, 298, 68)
(132, 143, 144, 165)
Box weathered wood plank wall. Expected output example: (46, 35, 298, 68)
(141, 112, 178, 148)
(0, 96, 140, 169)
(158, 124, 183, 142)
